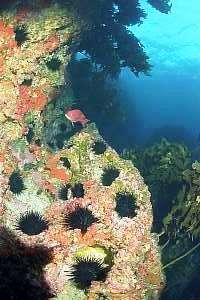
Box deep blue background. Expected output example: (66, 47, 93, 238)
(117, 0, 200, 148)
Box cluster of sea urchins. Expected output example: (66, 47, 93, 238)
(8, 171, 110, 290)
(13, 203, 111, 290)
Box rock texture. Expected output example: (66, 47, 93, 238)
(0, 2, 164, 299)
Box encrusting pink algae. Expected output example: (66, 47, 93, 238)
(0, 2, 164, 299)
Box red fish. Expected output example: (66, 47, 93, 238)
(65, 109, 89, 126)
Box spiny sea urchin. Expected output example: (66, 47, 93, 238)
(25, 126, 34, 143)
(46, 57, 61, 71)
(60, 157, 71, 168)
(14, 24, 29, 46)
(71, 183, 84, 198)
(21, 78, 33, 86)
(58, 184, 71, 201)
(64, 207, 98, 234)
(101, 167, 120, 186)
(92, 141, 107, 155)
(115, 193, 138, 218)
(8, 171, 25, 194)
(16, 211, 49, 236)
(67, 256, 108, 289)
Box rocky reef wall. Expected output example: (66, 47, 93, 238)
(0, 2, 164, 299)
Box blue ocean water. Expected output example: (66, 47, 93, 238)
(118, 0, 200, 148)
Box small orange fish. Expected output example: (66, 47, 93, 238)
(65, 109, 89, 126)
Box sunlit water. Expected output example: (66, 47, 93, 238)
(118, 0, 200, 147)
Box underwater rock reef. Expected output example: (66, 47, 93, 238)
(0, 2, 164, 299)
(0, 126, 165, 299)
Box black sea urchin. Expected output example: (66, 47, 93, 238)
(25, 126, 34, 143)
(14, 24, 29, 46)
(46, 58, 61, 71)
(68, 257, 108, 289)
(115, 193, 138, 218)
(60, 157, 71, 168)
(71, 183, 84, 198)
(8, 171, 25, 194)
(92, 141, 107, 155)
(101, 167, 120, 186)
(21, 78, 32, 86)
(64, 207, 98, 234)
(58, 184, 71, 201)
(16, 211, 49, 236)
